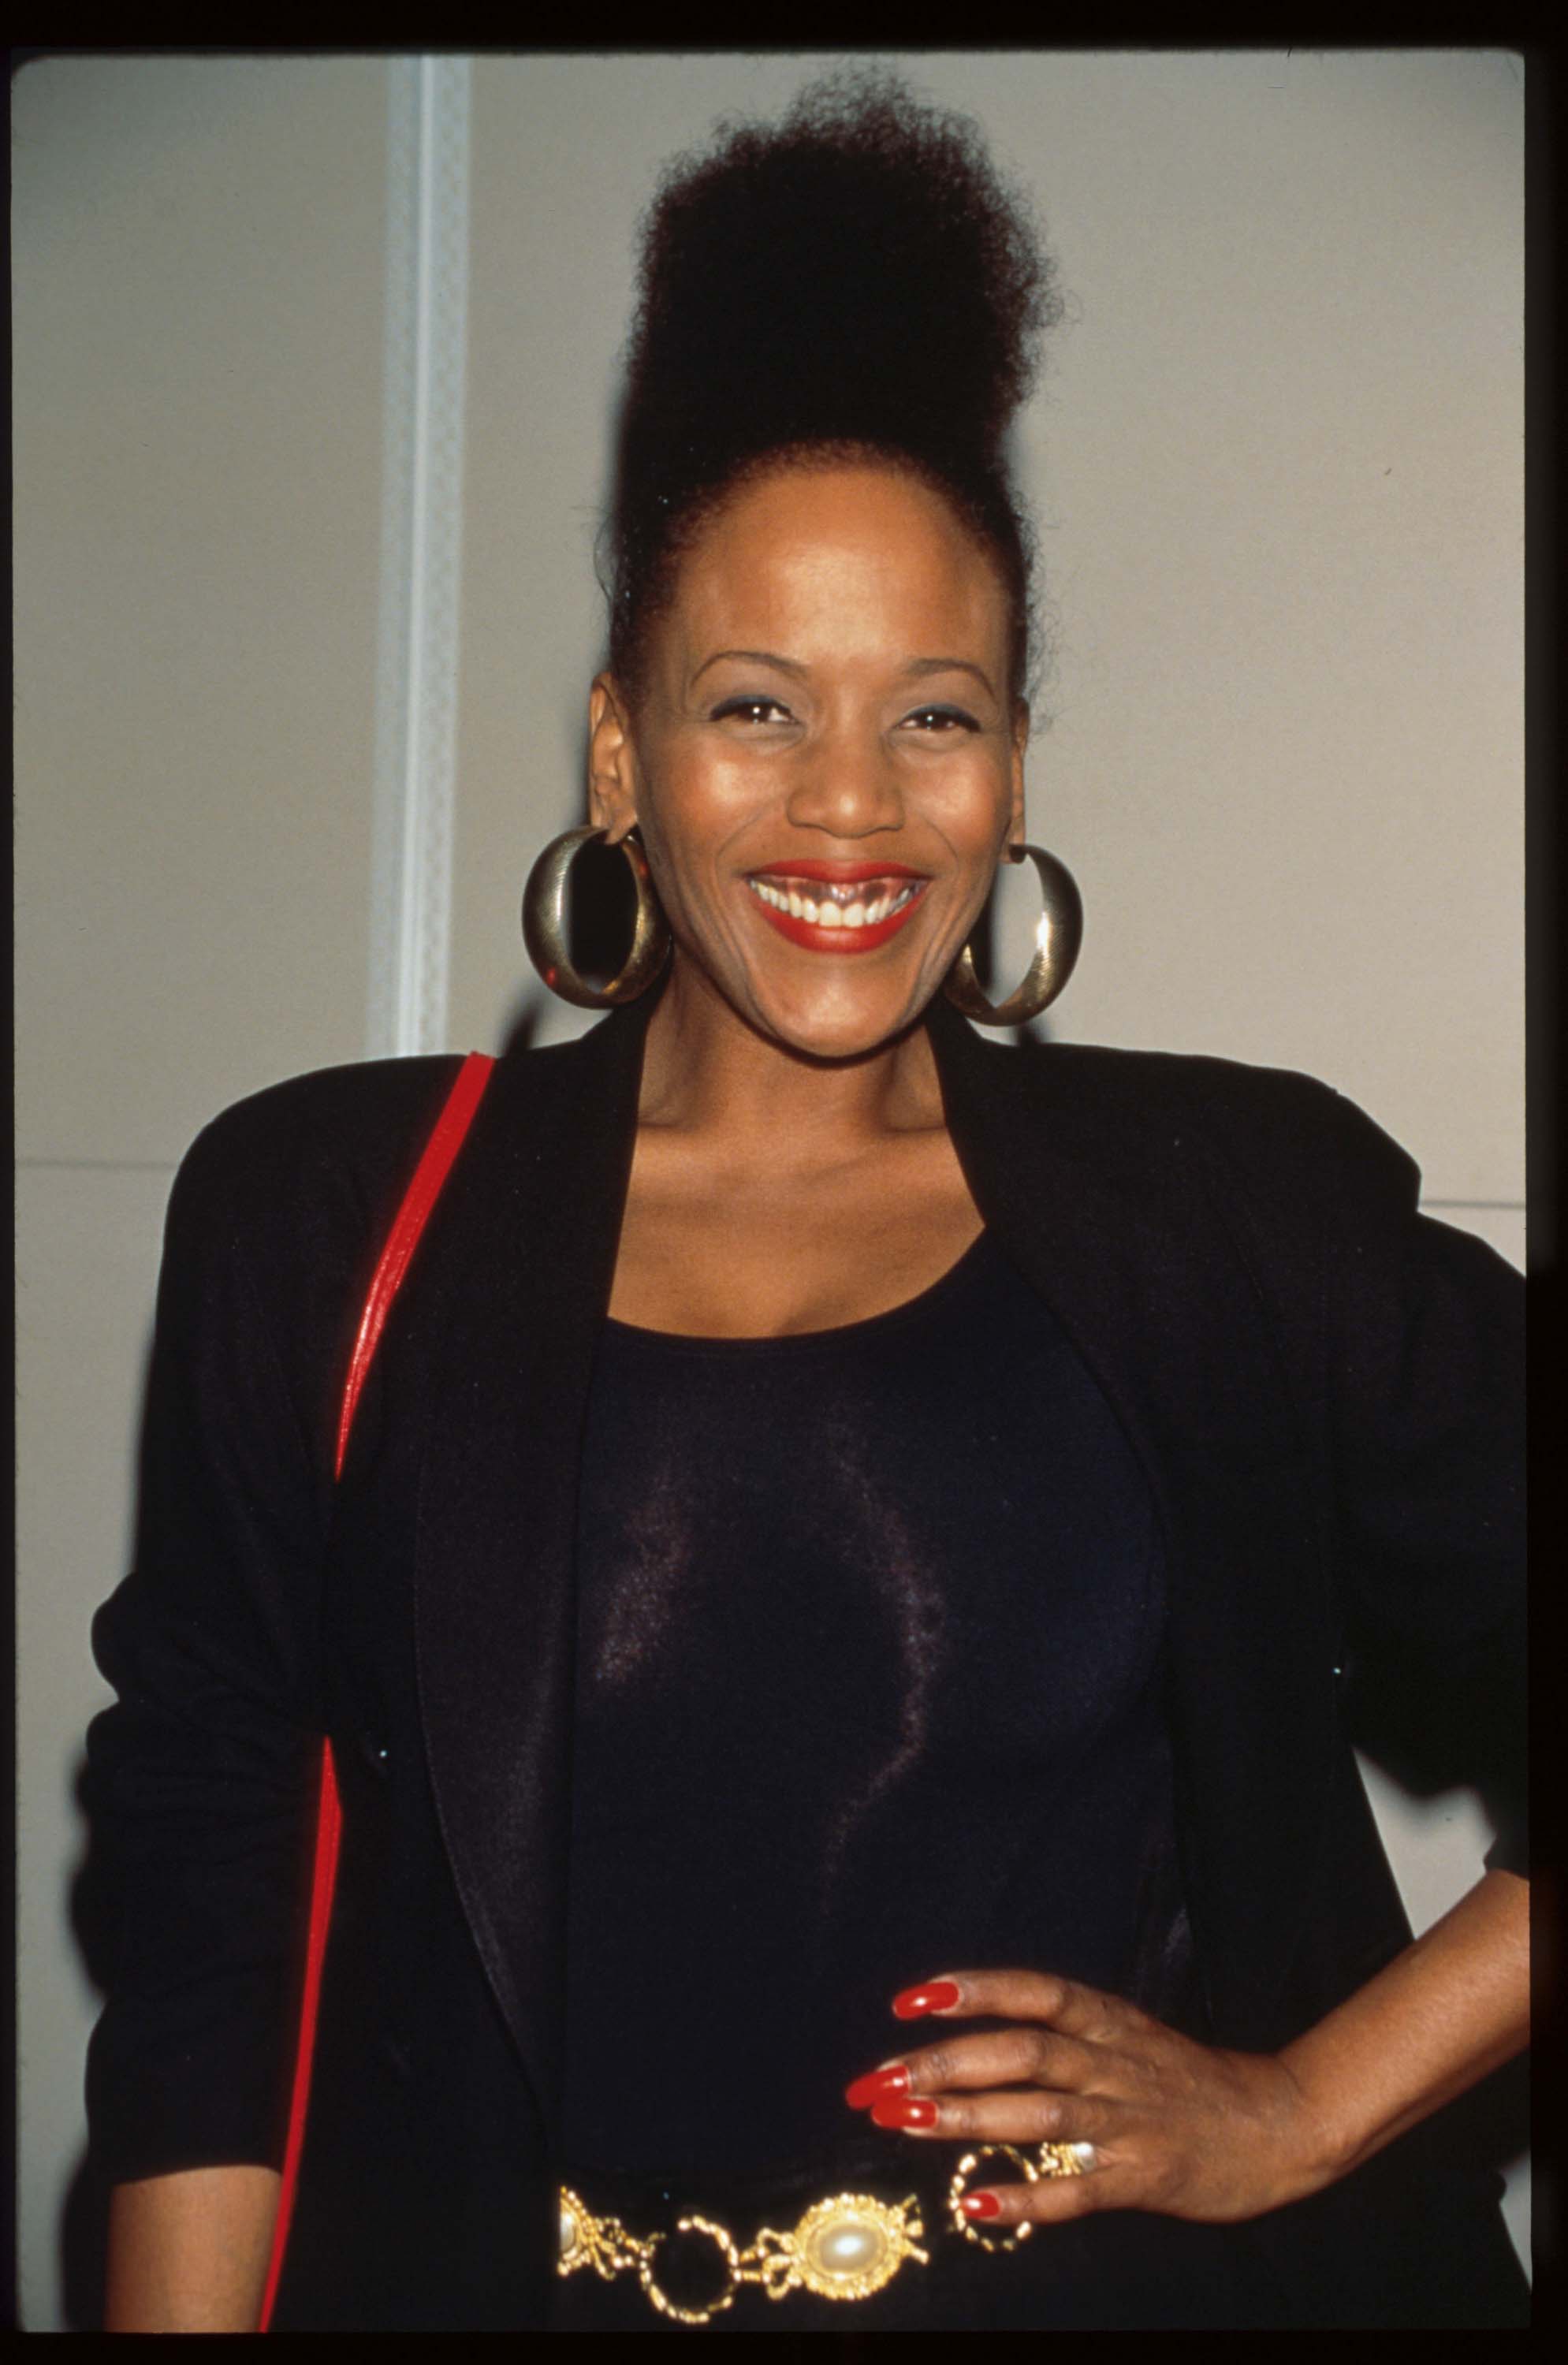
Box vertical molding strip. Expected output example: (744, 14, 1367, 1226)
(367, 56, 472, 1059)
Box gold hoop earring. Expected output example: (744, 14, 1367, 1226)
(522, 825, 672, 1007)
(942, 844, 1082, 1027)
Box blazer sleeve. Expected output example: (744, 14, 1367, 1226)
(1318, 1090, 1526, 1879)
(83, 1108, 341, 2184)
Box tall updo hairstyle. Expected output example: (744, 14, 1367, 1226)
(606, 70, 1061, 710)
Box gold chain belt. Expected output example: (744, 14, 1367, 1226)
(557, 2141, 1089, 2325)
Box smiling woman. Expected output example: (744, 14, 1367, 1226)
(602, 467, 1021, 1018)
(84, 67, 1526, 2332)
(581, 462, 1045, 1338)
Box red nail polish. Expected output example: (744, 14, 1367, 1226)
(961, 2192, 1001, 2221)
(892, 1980, 961, 2020)
(870, 2095, 937, 2130)
(844, 2065, 910, 2110)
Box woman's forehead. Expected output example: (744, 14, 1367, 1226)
(664, 464, 1010, 671)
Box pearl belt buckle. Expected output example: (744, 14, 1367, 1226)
(557, 2183, 929, 2323)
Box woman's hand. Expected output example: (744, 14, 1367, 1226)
(844, 1969, 1336, 2231)
(105, 2166, 281, 2331)
(847, 1879, 1528, 2233)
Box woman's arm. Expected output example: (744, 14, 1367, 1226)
(83, 1097, 350, 2322)
(105, 2165, 281, 2333)
(844, 1866, 1528, 2225)
(1276, 1864, 1528, 2188)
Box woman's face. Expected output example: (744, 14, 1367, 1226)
(590, 463, 1026, 1063)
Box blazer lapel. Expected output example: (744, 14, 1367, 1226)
(412, 994, 655, 2132)
(925, 996, 1338, 2046)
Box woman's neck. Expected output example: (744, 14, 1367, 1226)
(635, 955, 948, 1160)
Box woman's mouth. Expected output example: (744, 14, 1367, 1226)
(742, 865, 930, 954)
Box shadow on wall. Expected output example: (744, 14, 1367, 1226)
(61, 1752, 111, 2331)
(58, 1320, 164, 2330)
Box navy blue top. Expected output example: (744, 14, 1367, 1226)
(563, 1228, 1194, 2181)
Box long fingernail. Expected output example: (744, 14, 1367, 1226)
(870, 2095, 937, 2129)
(960, 2192, 1000, 2220)
(892, 1980, 961, 2019)
(844, 2065, 910, 2110)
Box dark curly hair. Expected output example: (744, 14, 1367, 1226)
(606, 69, 1060, 706)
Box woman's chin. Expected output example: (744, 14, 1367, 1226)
(665, 938, 949, 1062)
(743, 973, 937, 1064)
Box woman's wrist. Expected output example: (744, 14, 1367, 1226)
(1257, 2043, 1368, 2203)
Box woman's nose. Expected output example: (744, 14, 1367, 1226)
(783, 729, 905, 838)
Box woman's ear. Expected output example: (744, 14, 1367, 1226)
(588, 673, 639, 843)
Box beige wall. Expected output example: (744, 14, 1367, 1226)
(14, 52, 1525, 2327)
(14, 56, 392, 2333)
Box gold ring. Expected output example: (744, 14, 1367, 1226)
(947, 2143, 1040, 2252)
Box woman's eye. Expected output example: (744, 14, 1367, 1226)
(903, 705, 981, 733)
(711, 696, 793, 725)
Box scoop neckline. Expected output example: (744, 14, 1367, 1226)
(600, 1226, 994, 1352)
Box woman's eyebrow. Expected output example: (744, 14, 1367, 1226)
(691, 650, 996, 695)
(691, 647, 807, 683)
(903, 657, 996, 698)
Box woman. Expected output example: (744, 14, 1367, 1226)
(87, 75, 1527, 2330)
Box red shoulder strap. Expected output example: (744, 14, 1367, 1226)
(259, 1049, 495, 2332)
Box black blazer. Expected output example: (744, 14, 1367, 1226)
(84, 987, 1528, 2328)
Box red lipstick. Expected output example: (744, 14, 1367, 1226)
(742, 863, 929, 955)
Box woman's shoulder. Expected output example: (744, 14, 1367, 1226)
(184, 1060, 466, 1159)
(1015, 1032, 1343, 1118)
(1005, 1034, 1420, 1211)
(165, 1053, 478, 1282)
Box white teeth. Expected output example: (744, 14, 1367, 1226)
(744, 876, 924, 926)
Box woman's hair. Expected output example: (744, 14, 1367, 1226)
(606, 69, 1061, 706)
